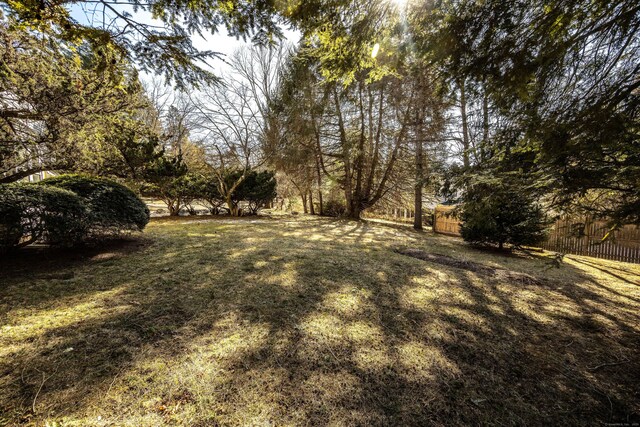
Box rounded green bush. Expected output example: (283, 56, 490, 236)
(323, 199, 347, 217)
(40, 174, 150, 235)
(0, 184, 88, 251)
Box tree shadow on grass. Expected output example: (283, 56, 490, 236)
(0, 218, 638, 425)
(570, 257, 640, 286)
(0, 238, 151, 310)
(1, 237, 149, 275)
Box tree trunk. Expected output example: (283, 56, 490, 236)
(346, 201, 362, 219)
(167, 199, 181, 216)
(353, 81, 367, 208)
(481, 89, 489, 162)
(414, 138, 424, 231)
(226, 196, 239, 216)
(309, 191, 315, 215)
(301, 193, 308, 214)
(459, 78, 471, 169)
(315, 159, 324, 216)
(347, 209, 361, 220)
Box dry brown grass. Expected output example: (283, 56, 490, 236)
(1, 215, 639, 426)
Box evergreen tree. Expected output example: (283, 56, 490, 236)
(413, 0, 640, 227)
(460, 175, 549, 250)
(0, 21, 149, 182)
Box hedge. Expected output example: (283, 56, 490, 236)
(0, 184, 88, 251)
(40, 174, 149, 234)
(0, 175, 149, 251)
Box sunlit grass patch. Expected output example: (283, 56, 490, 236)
(1, 216, 639, 426)
(396, 341, 460, 381)
(322, 287, 373, 316)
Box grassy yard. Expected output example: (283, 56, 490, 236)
(1, 216, 639, 426)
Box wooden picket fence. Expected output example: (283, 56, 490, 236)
(540, 218, 640, 263)
(432, 205, 640, 264)
(432, 205, 461, 236)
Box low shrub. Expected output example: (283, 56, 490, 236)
(200, 177, 224, 214)
(323, 199, 347, 217)
(0, 184, 88, 251)
(0, 175, 150, 251)
(222, 169, 277, 215)
(40, 174, 149, 235)
(141, 155, 188, 216)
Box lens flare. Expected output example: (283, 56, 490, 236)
(371, 43, 380, 58)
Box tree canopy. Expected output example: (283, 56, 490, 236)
(1, 0, 288, 87)
(0, 21, 149, 182)
(412, 0, 640, 226)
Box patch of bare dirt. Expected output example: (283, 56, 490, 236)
(395, 247, 544, 285)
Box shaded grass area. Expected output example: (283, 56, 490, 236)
(1, 216, 639, 426)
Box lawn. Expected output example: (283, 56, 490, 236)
(1, 216, 639, 426)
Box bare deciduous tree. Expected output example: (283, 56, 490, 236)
(191, 45, 288, 215)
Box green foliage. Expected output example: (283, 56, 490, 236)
(0, 21, 150, 183)
(200, 177, 224, 213)
(323, 199, 347, 217)
(237, 170, 277, 215)
(2, 0, 287, 88)
(40, 174, 149, 234)
(222, 170, 277, 215)
(415, 0, 640, 226)
(1, 175, 150, 251)
(0, 183, 88, 251)
(460, 181, 549, 250)
(139, 166, 275, 216)
(176, 174, 209, 215)
(291, 0, 401, 85)
(79, 118, 165, 180)
(4, 0, 407, 87)
(141, 155, 189, 215)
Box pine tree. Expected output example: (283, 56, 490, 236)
(460, 177, 549, 250)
